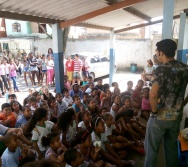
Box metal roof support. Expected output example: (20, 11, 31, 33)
(74, 23, 113, 31)
(59, 0, 146, 28)
(162, 0, 175, 39)
(109, 29, 115, 86)
(114, 14, 181, 33)
(177, 13, 188, 64)
(52, 23, 64, 93)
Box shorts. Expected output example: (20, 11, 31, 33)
(5, 74, 10, 80)
(73, 72, 81, 79)
(42, 70, 47, 73)
(30, 66, 38, 72)
(23, 67, 30, 72)
(66, 71, 73, 80)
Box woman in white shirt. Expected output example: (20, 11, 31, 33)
(46, 54, 54, 87)
(3, 57, 11, 90)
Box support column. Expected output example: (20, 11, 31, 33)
(162, 0, 175, 39)
(52, 23, 64, 93)
(109, 29, 115, 86)
(177, 13, 188, 64)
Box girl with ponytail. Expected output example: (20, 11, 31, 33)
(41, 132, 67, 165)
(25, 107, 55, 160)
(71, 129, 104, 167)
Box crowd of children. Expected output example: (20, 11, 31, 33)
(0, 75, 151, 167)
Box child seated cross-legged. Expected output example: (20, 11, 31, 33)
(103, 113, 144, 155)
(57, 107, 77, 148)
(64, 148, 91, 167)
(42, 132, 67, 165)
(2, 132, 35, 167)
(110, 95, 121, 119)
(48, 96, 59, 124)
(55, 93, 68, 114)
(88, 99, 100, 118)
(25, 107, 55, 160)
(115, 109, 146, 148)
(62, 88, 73, 107)
(78, 110, 92, 131)
(100, 90, 112, 112)
(15, 106, 32, 128)
(91, 116, 136, 167)
(71, 129, 104, 167)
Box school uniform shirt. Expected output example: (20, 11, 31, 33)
(91, 131, 107, 150)
(0, 124, 8, 135)
(65, 161, 89, 167)
(65, 120, 76, 142)
(85, 87, 92, 95)
(72, 103, 85, 113)
(57, 100, 68, 115)
(2, 147, 21, 167)
(110, 103, 117, 119)
(45, 147, 60, 160)
(15, 114, 29, 128)
(105, 124, 116, 137)
(13, 110, 22, 120)
(69, 90, 83, 99)
(32, 121, 54, 152)
(62, 96, 73, 106)
(78, 121, 87, 130)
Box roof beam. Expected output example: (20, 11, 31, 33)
(59, 0, 146, 28)
(74, 23, 113, 31)
(123, 7, 151, 22)
(114, 14, 183, 33)
(0, 11, 58, 24)
(105, 0, 151, 22)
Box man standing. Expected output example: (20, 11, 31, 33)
(72, 54, 82, 85)
(144, 39, 188, 167)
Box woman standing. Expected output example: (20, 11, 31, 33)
(23, 54, 33, 86)
(46, 54, 54, 87)
(9, 59, 20, 92)
(0, 60, 9, 93)
(3, 57, 11, 90)
(41, 54, 47, 85)
(48, 48, 55, 85)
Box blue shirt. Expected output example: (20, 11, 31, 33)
(15, 115, 29, 128)
(2, 147, 21, 167)
(72, 103, 85, 113)
(69, 90, 83, 99)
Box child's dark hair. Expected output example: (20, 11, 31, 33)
(19, 156, 36, 167)
(22, 160, 61, 167)
(112, 82, 117, 87)
(91, 116, 103, 130)
(22, 105, 31, 112)
(111, 94, 120, 103)
(143, 87, 150, 92)
(122, 95, 131, 104)
(91, 87, 98, 93)
(121, 91, 131, 98)
(71, 129, 91, 148)
(62, 88, 69, 94)
(10, 100, 22, 111)
(8, 94, 17, 99)
(1, 103, 11, 111)
(72, 95, 80, 101)
(102, 112, 112, 121)
(115, 109, 134, 121)
(81, 110, 90, 120)
(2, 131, 16, 145)
(28, 96, 37, 103)
(55, 93, 62, 98)
(99, 107, 108, 114)
(47, 96, 56, 107)
(25, 108, 48, 133)
(103, 84, 110, 91)
(64, 148, 77, 165)
(32, 91, 40, 97)
(83, 92, 89, 97)
(137, 79, 144, 84)
(57, 107, 75, 132)
(41, 132, 59, 148)
(127, 81, 133, 85)
(88, 76, 92, 80)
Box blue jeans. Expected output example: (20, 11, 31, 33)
(11, 76, 18, 91)
(144, 117, 181, 167)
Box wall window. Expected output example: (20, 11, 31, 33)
(12, 22, 21, 32)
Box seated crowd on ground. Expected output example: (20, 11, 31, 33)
(0, 52, 153, 167)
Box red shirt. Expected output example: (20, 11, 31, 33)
(66, 60, 73, 72)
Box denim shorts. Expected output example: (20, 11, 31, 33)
(23, 67, 30, 72)
(30, 66, 38, 72)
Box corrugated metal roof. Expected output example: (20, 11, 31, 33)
(0, 0, 187, 30)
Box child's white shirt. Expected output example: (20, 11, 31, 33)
(66, 120, 77, 141)
(31, 121, 54, 151)
(105, 124, 116, 137)
(62, 96, 73, 106)
(110, 103, 117, 119)
(78, 121, 87, 130)
(91, 131, 107, 150)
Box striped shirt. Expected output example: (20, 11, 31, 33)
(73, 59, 82, 72)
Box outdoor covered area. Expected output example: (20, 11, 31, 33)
(0, 1, 188, 167)
(0, 0, 188, 92)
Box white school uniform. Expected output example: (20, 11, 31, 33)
(66, 120, 77, 141)
(91, 131, 107, 150)
(62, 96, 73, 106)
(105, 124, 116, 137)
(78, 121, 87, 130)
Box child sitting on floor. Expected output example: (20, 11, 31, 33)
(78, 110, 92, 131)
(101, 90, 112, 112)
(141, 87, 151, 121)
(88, 99, 100, 118)
(62, 88, 73, 107)
(42, 132, 67, 165)
(110, 95, 121, 119)
(10, 100, 22, 119)
(81, 93, 89, 109)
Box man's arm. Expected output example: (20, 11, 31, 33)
(149, 83, 160, 113)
